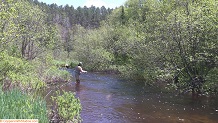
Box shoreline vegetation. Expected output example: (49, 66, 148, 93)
(0, 0, 217, 122)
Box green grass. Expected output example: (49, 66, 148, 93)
(0, 89, 49, 122)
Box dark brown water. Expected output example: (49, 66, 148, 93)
(45, 69, 218, 123)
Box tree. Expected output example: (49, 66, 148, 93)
(14, 1, 53, 60)
(0, 0, 18, 53)
(89, 0, 218, 94)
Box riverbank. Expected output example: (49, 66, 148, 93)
(0, 89, 49, 122)
(45, 71, 218, 123)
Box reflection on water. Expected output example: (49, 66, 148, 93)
(75, 83, 81, 92)
(44, 69, 218, 123)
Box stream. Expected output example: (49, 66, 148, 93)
(45, 69, 218, 123)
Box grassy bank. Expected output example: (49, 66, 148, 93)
(0, 52, 82, 122)
(0, 89, 49, 122)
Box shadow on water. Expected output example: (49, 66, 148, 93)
(43, 69, 218, 123)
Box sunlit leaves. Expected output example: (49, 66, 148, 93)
(52, 91, 82, 122)
(76, 0, 218, 94)
(0, 52, 45, 90)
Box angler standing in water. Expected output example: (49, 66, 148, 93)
(74, 62, 87, 84)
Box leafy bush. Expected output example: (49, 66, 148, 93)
(46, 67, 72, 84)
(0, 89, 49, 122)
(69, 60, 78, 69)
(52, 60, 68, 68)
(0, 52, 45, 90)
(204, 68, 218, 94)
(52, 91, 82, 123)
(31, 55, 73, 85)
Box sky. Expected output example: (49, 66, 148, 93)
(37, 0, 127, 8)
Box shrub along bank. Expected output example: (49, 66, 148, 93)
(0, 52, 81, 122)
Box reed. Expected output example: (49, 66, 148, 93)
(0, 89, 49, 122)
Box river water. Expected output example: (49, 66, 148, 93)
(45, 69, 218, 123)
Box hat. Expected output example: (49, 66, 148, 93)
(78, 62, 82, 66)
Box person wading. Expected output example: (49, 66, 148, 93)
(74, 62, 87, 84)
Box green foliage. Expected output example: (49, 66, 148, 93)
(106, 0, 218, 94)
(44, 66, 72, 84)
(51, 60, 68, 68)
(69, 60, 79, 69)
(50, 57, 78, 69)
(0, 89, 49, 122)
(204, 68, 218, 93)
(0, 0, 57, 60)
(1, 0, 217, 95)
(14, 0, 56, 60)
(32, 55, 73, 85)
(150, 0, 218, 93)
(37, 1, 113, 29)
(69, 0, 218, 94)
(71, 25, 114, 71)
(0, 52, 45, 90)
(52, 91, 82, 123)
(0, 0, 17, 49)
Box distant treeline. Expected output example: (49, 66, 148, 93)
(32, 0, 113, 29)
